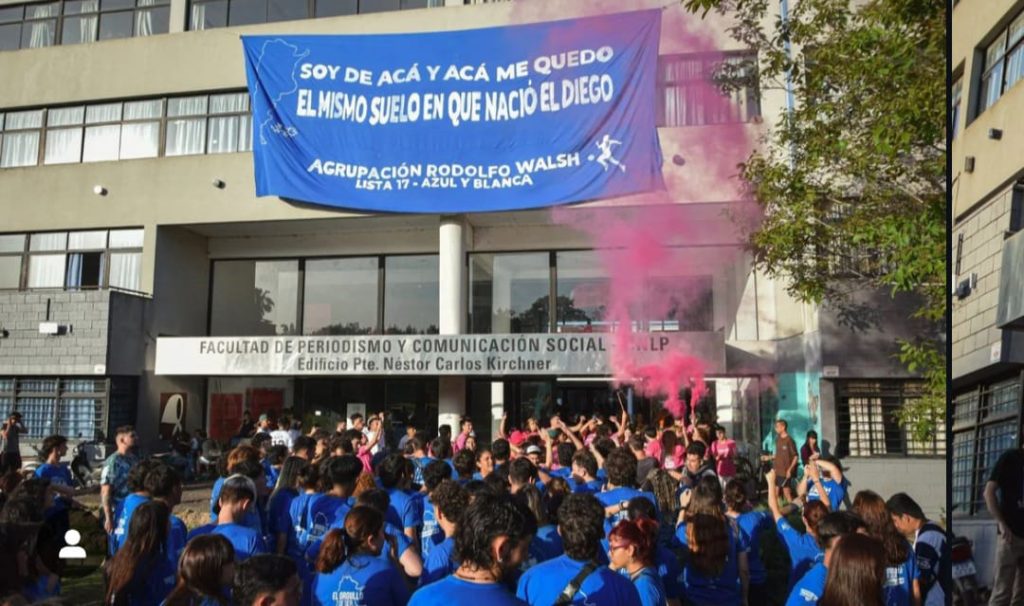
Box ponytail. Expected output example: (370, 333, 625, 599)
(315, 506, 384, 574)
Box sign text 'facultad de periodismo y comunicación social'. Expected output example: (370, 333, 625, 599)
(241, 10, 664, 213)
(152, 333, 728, 377)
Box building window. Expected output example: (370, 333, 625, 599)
(470, 252, 551, 334)
(303, 257, 379, 335)
(0, 0, 167, 52)
(951, 76, 962, 139)
(0, 91, 251, 169)
(384, 255, 438, 335)
(0, 377, 135, 440)
(657, 52, 761, 127)
(188, 0, 442, 30)
(835, 380, 944, 458)
(209, 260, 300, 336)
(980, 12, 1024, 114)
(953, 377, 1022, 516)
(0, 228, 143, 292)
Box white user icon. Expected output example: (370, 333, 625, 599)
(59, 529, 87, 560)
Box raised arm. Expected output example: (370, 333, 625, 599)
(814, 458, 843, 484)
(556, 418, 584, 450)
(765, 469, 783, 522)
(498, 413, 509, 440)
(805, 461, 830, 510)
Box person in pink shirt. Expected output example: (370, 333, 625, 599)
(356, 414, 382, 474)
(710, 425, 737, 485)
(453, 417, 473, 454)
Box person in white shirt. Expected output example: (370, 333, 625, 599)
(269, 416, 294, 450)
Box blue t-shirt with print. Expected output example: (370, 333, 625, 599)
(410, 576, 526, 606)
(386, 488, 424, 533)
(420, 536, 457, 587)
(806, 479, 845, 512)
(307, 494, 354, 542)
(311, 553, 409, 606)
(734, 510, 773, 585)
(212, 523, 268, 561)
(112, 493, 149, 552)
(595, 487, 657, 535)
(420, 494, 443, 558)
(412, 456, 433, 486)
(675, 519, 747, 606)
(776, 517, 823, 588)
(785, 561, 827, 605)
(516, 554, 642, 606)
(883, 544, 921, 606)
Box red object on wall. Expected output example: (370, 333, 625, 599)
(209, 393, 243, 442)
(247, 388, 284, 422)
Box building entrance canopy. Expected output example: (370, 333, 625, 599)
(156, 333, 725, 376)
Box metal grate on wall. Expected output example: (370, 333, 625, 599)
(835, 380, 944, 458)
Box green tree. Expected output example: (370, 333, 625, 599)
(685, 0, 945, 440)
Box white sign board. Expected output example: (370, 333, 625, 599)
(155, 333, 726, 376)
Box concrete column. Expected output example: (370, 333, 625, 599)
(438, 216, 469, 431)
(169, 0, 188, 33)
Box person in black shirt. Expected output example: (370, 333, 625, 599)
(985, 430, 1024, 606)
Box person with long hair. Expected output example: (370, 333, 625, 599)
(311, 506, 409, 606)
(724, 479, 772, 606)
(800, 430, 820, 467)
(104, 500, 176, 605)
(643, 469, 680, 548)
(163, 534, 235, 606)
(625, 496, 682, 606)
(766, 468, 827, 587)
(514, 484, 562, 567)
(818, 533, 886, 606)
(675, 476, 748, 606)
(411, 493, 536, 605)
(786, 511, 867, 606)
(267, 456, 308, 555)
(608, 517, 666, 606)
(852, 490, 921, 606)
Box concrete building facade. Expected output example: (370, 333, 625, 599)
(0, 0, 943, 514)
(952, 0, 1024, 585)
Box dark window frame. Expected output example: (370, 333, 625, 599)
(978, 12, 1024, 115)
(835, 380, 945, 459)
(656, 51, 762, 127)
(0, 228, 144, 293)
(0, 0, 169, 52)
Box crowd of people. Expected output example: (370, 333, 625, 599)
(0, 407, 948, 606)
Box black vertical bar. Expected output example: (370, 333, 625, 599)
(548, 251, 556, 333)
(296, 258, 305, 335)
(377, 255, 385, 334)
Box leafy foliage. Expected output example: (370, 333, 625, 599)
(688, 0, 946, 436)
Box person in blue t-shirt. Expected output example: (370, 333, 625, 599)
(852, 490, 921, 606)
(420, 479, 471, 586)
(766, 469, 826, 588)
(785, 511, 867, 606)
(111, 459, 157, 552)
(675, 477, 749, 606)
(310, 507, 410, 606)
(379, 453, 424, 545)
(420, 459, 454, 559)
(307, 455, 362, 544)
(568, 450, 604, 495)
(801, 457, 845, 512)
(512, 484, 564, 570)
(411, 492, 536, 606)
(163, 534, 236, 606)
(212, 474, 269, 561)
(621, 496, 683, 605)
(887, 492, 949, 606)
(518, 492, 641, 606)
(451, 448, 477, 484)
(816, 533, 888, 606)
(209, 448, 268, 534)
(266, 456, 308, 554)
(33, 434, 78, 529)
(472, 448, 494, 481)
(594, 449, 657, 535)
(263, 443, 287, 490)
(724, 479, 773, 604)
(286, 463, 322, 563)
(104, 500, 177, 606)
(608, 517, 667, 606)
(406, 437, 432, 486)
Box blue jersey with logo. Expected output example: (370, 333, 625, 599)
(212, 523, 268, 561)
(420, 536, 457, 587)
(675, 519, 747, 606)
(516, 554, 642, 606)
(113, 493, 149, 552)
(311, 553, 409, 606)
(209, 476, 264, 533)
(411, 576, 526, 606)
(308, 494, 353, 541)
(883, 544, 920, 606)
(420, 494, 443, 558)
(776, 518, 823, 588)
(785, 562, 826, 605)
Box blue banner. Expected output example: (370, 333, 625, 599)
(241, 10, 663, 213)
